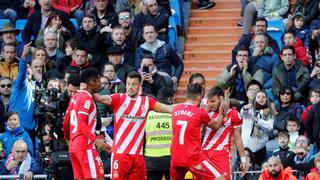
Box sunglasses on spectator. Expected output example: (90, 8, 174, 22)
(0, 84, 12, 88)
(280, 91, 291, 95)
(119, 15, 130, 20)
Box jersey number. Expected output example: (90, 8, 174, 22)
(176, 120, 187, 145)
(70, 110, 78, 133)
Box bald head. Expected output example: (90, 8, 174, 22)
(268, 156, 282, 178)
(12, 140, 28, 162)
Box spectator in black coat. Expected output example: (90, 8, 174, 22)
(139, 54, 173, 97)
(133, 0, 169, 42)
(22, 0, 76, 46)
(92, 0, 118, 29)
(106, 46, 135, 83)
(75, 14, 105, 60)
(103, 25, 134, 67)
(306, 101, 320, 150)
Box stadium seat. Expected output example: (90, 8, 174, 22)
(168, 16, 177, 50)
(267, 19, 285, 50)
(0, 19, 10, 29)
(70, 18, 79, 30)
(15, 19, 28, 42)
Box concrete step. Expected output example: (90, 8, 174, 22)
(185, 42, 235, 51)
(184, 50, 232, 60)
(183, 60, 230, 68)
(191, 9, 241, 18)
(187, 34, 240, 43)
(188, 26, 242, 35)
(189, 17, 241, 26)
(183, 68, 224, 78)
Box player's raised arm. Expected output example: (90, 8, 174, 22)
(93, 93, 112, 105)
(154, 102, 173, 113)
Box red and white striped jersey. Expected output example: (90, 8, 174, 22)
(64, 90, 97, 152)
(202, 109, 242, 151)
(110, 93, 156, 155)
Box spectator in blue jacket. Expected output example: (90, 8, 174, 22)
(250, 32, 280, 89)
(0, 112, 34, 159)
(8, 43, 36, 149)
(135, 24, 183, 86)
(0, 140, 42, 179)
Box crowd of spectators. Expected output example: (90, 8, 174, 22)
(2, 0, 320, 179)
(0, 0, 187, 178)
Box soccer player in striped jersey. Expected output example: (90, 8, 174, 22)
(94, 71, 172, 180)
(202, 86, 247, 179)
(170, 83, 227, 180)
(63, 68, 109, 180)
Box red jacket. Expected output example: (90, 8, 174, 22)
(258, 167, 297, 180)
(306, 167, 320, 180)
(52, 0, 83, 15)
(302, 105, 312, 125)
(293, 38, 310, 67)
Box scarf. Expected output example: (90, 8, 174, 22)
(5, 153, 31, 175)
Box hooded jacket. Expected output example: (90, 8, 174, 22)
(0, 126, 34, 158)
(135, 39, 184, 80)
(293, 38, 309, 67)
(258, 167, 297, 180)
(65, 59, 91, 74)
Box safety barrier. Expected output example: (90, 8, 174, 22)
(0, 174, 111, 179)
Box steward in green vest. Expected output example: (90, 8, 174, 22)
(144, 87, 174, 180)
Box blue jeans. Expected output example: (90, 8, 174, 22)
(0, 9, 17, 24)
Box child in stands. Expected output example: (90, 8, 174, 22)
(272, 131, 295, 168)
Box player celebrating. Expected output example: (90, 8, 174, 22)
(94, 71, 172, 180)
(202, 86, 247, 179)
(171, 83, 227, 180)
(63, 68, 109, 180)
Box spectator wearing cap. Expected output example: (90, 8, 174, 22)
(22, 0, 76, 46)
(106, 46, 135, 83)
(0, 0, 18, 24)
(272, 45, 310, 102)
(0, 43, 19, 80)
(135, 24, 183, 86)
(103, 25, 134, 67)
(287, 12, 310, 49)
(0, 23, 25, 59)
(133, 0, 169, 42)
(292, 0, 319, 27)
